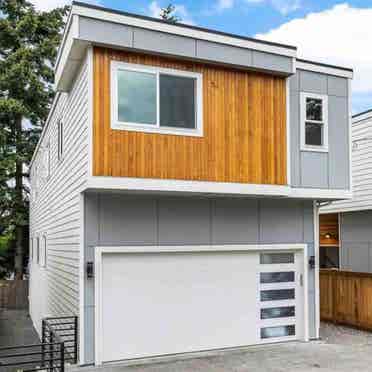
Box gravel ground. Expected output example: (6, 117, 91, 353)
(320, 321, 372, 345)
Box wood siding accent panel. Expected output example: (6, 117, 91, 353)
(93, 47, 287, 185)
(319, 213, 339, 247)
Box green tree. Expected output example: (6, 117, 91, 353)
(160, 4, 180, 23)
(0, 0, 68, 279)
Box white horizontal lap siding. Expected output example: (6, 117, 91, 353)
(322, 118, 372, 213)
(29, 58, 88, 331)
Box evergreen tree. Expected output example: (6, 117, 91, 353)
(0, 0, 67, 278)
(160, 4, 180, 23)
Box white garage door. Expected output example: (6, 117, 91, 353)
(95, 246, 307, 364)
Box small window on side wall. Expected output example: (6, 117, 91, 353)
(111, 61, 203, 137)
(301, 93, 328, 152)
(40, 235, 47, 268)
(30, 238, 33, 261)
(36, 237, 40, 264)
(58, 119, 63, 160)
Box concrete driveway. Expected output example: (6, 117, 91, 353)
(76, 339, 372, 372)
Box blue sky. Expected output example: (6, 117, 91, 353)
(34, 0, 372, 114)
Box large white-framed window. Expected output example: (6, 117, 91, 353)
(300, 92, 328, 152)
(111, 61, 203, 137)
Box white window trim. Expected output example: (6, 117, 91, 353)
(58, 119, 63, 161)
(300, 92, 328, 152)
(40, 235, 47, 268)
(111, 61, 203, 137)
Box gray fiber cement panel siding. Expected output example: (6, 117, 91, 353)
(78, 16, 293, 75)
(133, 28, 197, 58)
(340, 211, 372, 273)
(196, 40, 253, 67)
(79, 17, 133, 48)
(289, 69, 350, 190)
(83, 194, 316, 363)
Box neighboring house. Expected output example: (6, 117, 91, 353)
(29, 1, 353, 366)
(321, 109, 372, 272)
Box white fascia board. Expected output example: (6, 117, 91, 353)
(353, 111, 372, 124)
(96, 244, 307, 254)
(296, 60, 353, 79)
(319, 205, 372, 214)
(54, 14, 80, 90)
(85, 176, 352, 200)
(70, 4, 296, 58)
(289, 188, 352, 200)
(86, 176, 291, 197)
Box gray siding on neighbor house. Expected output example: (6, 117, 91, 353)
(78, 16, 293, 75)
(289, 69, 350, 190)
(29, 58, 89, 333)
(83, 194, 316, 363)
(322, 115, 372, 213)
(340, 210, 372, 272)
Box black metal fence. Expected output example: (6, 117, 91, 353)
(0, 316, 78, 372)
(0, 342, 65, 372)
(42, 316, 78, 365)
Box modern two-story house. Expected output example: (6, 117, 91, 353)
(29, 1, 353, 367)
(320, 109, 372, 271)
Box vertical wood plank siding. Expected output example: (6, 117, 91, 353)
(320, 269, 372, 331)
(93, 47, 287, 185)
(319, 213, 339, 246)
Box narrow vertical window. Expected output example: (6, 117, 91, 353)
(40, 235, 47, 268)
(301, 93, 328, 151)
(36, 237, 40, 264)
(46, 142, 51, 178)
(30, 238, 33, 261)
(58, 119, 63, 160)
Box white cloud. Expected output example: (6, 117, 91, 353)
(256, 3, 372, 100)
(270, 0, 300, 15)
(244, 0, 300, 15)
(216, 0, 235, 11)
(147, 1, 195, 24)
(30, 0, 100, 11)
(148, 1, 162, 18)
(31, 0, 70, 11)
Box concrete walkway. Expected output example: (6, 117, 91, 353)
(0, 309, 40, 347)
(75, 341, 372, 372)
(0, 309, 40, 372)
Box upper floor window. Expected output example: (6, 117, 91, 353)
(111, 61, 203, 137)
(301, 93, 328, 152)
(58, 119, 63, 160)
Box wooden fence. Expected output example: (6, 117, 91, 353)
(0, 280, 29, 309)
(320, 269, 372, 331)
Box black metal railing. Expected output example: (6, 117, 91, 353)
(0, 342, 65, 372)
(0, 316, 78, 372)
(42, 316, 78, 365)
